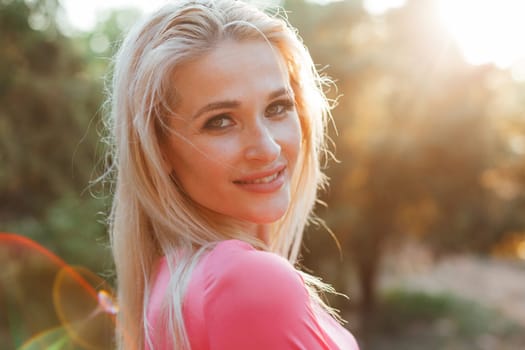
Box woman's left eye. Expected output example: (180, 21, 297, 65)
(266, 99, 295, 118)
(203, 115, 234, 130)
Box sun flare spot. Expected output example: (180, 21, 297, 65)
(438, 0, 525, 69)
(518, 240, 525, 260)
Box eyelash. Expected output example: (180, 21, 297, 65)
(202, 98, 296, 131)
(266, 99, 295, 118)
(203, 114, 233, 130)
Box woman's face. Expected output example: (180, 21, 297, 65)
(164, 40, 301, 229)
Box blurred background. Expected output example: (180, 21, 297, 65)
(1, 0, 524, 349)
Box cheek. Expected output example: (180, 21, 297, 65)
(167, 136, 238, 181)
(190, 139, 242, 175)
(280, 116, 302, 163)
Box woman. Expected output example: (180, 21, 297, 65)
(106, 0, 359, 349)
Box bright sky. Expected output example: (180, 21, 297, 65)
(437, 0, 525, 70)
(60, 0, 357, 32)
(60, 0, 168, 32)
(60, 0, 525, 76)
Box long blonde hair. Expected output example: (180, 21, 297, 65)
(105, 0, 333, 348)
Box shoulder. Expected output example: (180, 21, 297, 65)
(200, 240, 307, 309)
(149, 240, 304, 317)
(202, 239, 305, 296)
(185, 240, 328, 349)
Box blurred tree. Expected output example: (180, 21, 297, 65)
(72, 7, 142, 77)
(0, 0, 104, 221)
(0, 0, 112, 275)
(285, 0, 525, 323)
(0, 1, 114, 345)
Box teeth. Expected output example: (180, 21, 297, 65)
(240, 171, 279, 184)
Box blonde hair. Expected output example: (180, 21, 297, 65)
(105, 0, 334, 348)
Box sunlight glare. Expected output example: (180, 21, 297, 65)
(518, 240, 525, 260)
(60, 0, 167, 32)
(510, 60, 525, 82)
(98, 290, 119, 315)
(438, 0, 525, 69)
(61, 0, 342, 33)
(363, 0, 406, 16)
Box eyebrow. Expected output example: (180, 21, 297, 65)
(191, 87, 292, 120)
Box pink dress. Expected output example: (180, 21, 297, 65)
(146, 239, 359, 349)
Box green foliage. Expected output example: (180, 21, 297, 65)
(72, 7, 142, 77)
(0, 0, 112, 276)
(0, 0, 104, 221)
(357, 289, 525, 350)
(379, 290, 511, 335)
(4, 193, 112, 273)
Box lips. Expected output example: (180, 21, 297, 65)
(233, 165, 286, 193)
(234, 170, 281, 184)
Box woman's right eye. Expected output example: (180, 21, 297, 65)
(203, 115, 234, 130)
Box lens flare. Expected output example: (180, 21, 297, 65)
(19, 327, 75, 350)
(98, 290, 119, 315)
(0, 232, 116, 349)
(53, 266, 116, 349)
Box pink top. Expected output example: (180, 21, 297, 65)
(146, 239, 359, 349)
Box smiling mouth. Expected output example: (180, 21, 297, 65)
(234, 169, 284, 185)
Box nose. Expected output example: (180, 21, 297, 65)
(244, 122, 281, 162)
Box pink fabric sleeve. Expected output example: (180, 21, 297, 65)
(194, 241, 334, 349)
(148, 240, 359, 349)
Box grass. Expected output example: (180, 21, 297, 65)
(353, 289, 525, 350)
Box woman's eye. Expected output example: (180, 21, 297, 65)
(266, 99, 295, 118)
(203, 115, 234, 130)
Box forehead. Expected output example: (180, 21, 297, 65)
(172, 40, 290, 106)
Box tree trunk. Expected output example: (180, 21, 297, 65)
(356, 248, 381, 336)
(358, 259, 378, 314)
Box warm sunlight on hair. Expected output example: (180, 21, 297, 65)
(437, 0, 525, 70)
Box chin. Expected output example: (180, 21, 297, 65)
(243, 208, 288, 225)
